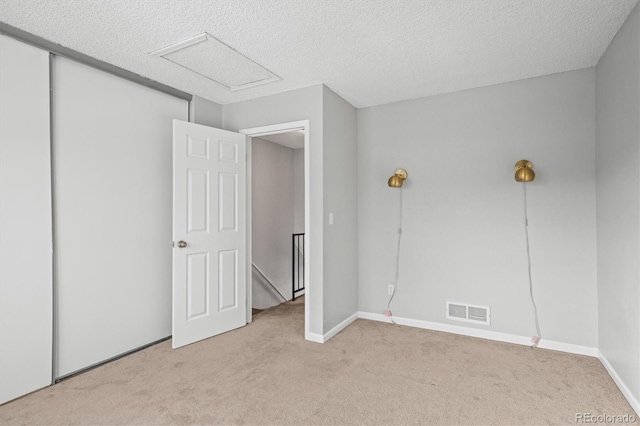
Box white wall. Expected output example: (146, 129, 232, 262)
(358, 69, 598, 348)
(190, 95, 223, 128)
(322, 86, 359, 331)
(595, 1, 640, 407)
(223, 85, 325, 335)
(0, 35, 53, 404)
(251, 138, 294, 309)
(293, 148, 305, 234)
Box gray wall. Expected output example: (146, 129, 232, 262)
(190, 95, 223, 128)
(322, 86, 359, 331)
(293, 148, 305, 234)
(223, 85, 325, 335)
(251, 138, 295, 309)
(595, 2, 640, 403)
(223, 84, 359, 335)
(358, 69, 598, 347)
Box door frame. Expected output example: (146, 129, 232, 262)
(240, 120, 310, 339)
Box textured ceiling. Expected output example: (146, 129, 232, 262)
(0, 0, 637, 108)
(259, 131, 304, 150)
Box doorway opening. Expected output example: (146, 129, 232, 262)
(240, 121, 309, 338)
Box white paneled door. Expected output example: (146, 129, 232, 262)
(172, 120, 247, 349)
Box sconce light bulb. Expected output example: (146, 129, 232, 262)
(388, 175, 403, 187)
(515, 167, 535, 182)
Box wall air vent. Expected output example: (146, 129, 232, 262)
(149, 33, 280, 92)
(446, 301, 491, 325)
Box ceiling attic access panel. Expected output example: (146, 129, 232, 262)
(150, 33, 280, 91)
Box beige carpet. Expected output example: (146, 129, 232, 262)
(0, 297, 634, 425)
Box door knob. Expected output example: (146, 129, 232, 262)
(177, 241, 188, 248)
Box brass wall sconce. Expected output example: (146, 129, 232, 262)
(514, 160, 535, 182)
(388, 168, 408, 188)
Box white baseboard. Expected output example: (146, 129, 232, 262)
(305, 312, 359, 344)
(324, 312, 359, 342)
(358, 311, 598, 357)
(598, 350, 640, 416)
(305, 332, 323, 344)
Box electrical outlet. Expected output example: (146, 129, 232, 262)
(388, 285, 395, 295)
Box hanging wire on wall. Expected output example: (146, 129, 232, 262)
(523, 182, 541, 346)
(515, 160, 541, 347)
(386, 187, 403, 324)
(385, 169, 407, 324)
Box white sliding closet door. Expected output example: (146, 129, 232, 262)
(0, 35, 53, 404)
(53, 57, 188, 378)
